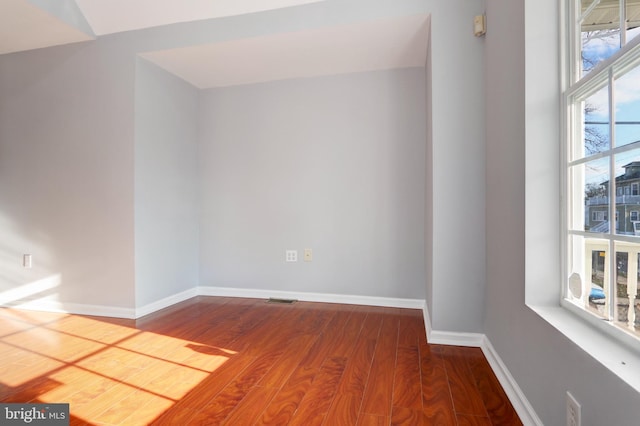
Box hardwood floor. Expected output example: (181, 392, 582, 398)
(0, 297, 522, 425)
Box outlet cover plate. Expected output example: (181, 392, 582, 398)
(566, 391, 581, 426)
(285, 250, 298, 262)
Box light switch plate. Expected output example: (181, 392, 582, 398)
(474, 14, 486, 36)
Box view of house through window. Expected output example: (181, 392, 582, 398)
(566, 0, 640, 340)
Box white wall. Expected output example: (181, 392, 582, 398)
(134, 59, 199, 308)
(0, 41, 136, 311)
(198, 69, 426, 299)
(484, 0, 640, 424)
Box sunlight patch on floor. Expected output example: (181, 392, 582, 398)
(0, 307, 233, 423)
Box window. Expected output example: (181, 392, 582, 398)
(565, 0, 640, 341)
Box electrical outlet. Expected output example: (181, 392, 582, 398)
(23, 254, 32, 269)
(285, 250, 298, 262)
(567, 391, 581, 426)
(303, 248, 312, 262)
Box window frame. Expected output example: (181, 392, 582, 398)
(563, 0, 640, 349)
(526, 0, 640, 395)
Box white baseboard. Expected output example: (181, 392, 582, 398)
(428, 329, 485, 347)
(0, 288, 200, 320)
(135, 288, 198, 318)
(0, 299, 136, 319)
(197, 286, 425, 309)
(480, 336, 544, 426)
(1, 287, 424, 319)
(422, 301, 432, 341)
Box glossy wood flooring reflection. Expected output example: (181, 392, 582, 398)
(0, 297, 522, 425)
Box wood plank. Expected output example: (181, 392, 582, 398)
(1, 376, 63, 403)
(71, 381, 137, 421)
(464, 347, 523, 426)
(328, 310, 366, 358)
(360, 315, 399, 417)
(256, 365, 318, 425)
(287, 356, 347, 425)
(221, 384, 279, 425)
(186, 349, 284, 424)
(456, 413, 494, 426)
(391, 406, 427, 425)
(229, 305, 298, 356)
(336, 337, 377, 398)
(257, 333, 316, 389)
(298, 310, 350, 369)
(357, 413, 389, 425)
(420, 343, 457, 425)
(397, 310, 423, 347)
(288, 303, 337, 335)
(93, 387, 173, 425)
(392, 344, 422, 410)
(325, 393, 360, 425)
(440, 346, 488, 417)
(151, 355, 254, 424)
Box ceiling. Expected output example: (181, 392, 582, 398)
(0, 0, 429, 89)
(0, 0, 326, 54)
(0, 0, 93, 54)
(73, 0, 325, 36)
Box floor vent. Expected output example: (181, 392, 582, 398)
(267, 298, 297, 304)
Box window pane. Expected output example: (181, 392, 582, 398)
(615, 149, 640, 234)
(614, 62, 640, 147)
(583, 237, 610, 320)
(614, 242, 640, 336)
(581, 157, 610, 232)
(582, 86, 610, 156)
(581, 0, 621, 75)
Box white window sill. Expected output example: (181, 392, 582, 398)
(528, 303, 640, 393)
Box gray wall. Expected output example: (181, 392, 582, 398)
(426, 0, 487, 332)
(134, 59, 199, 308)
(198, 69, 426, 299)
(424, 21, 434, 318)
(0, 41, 136, 310)
(484, 0, 640, 425)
